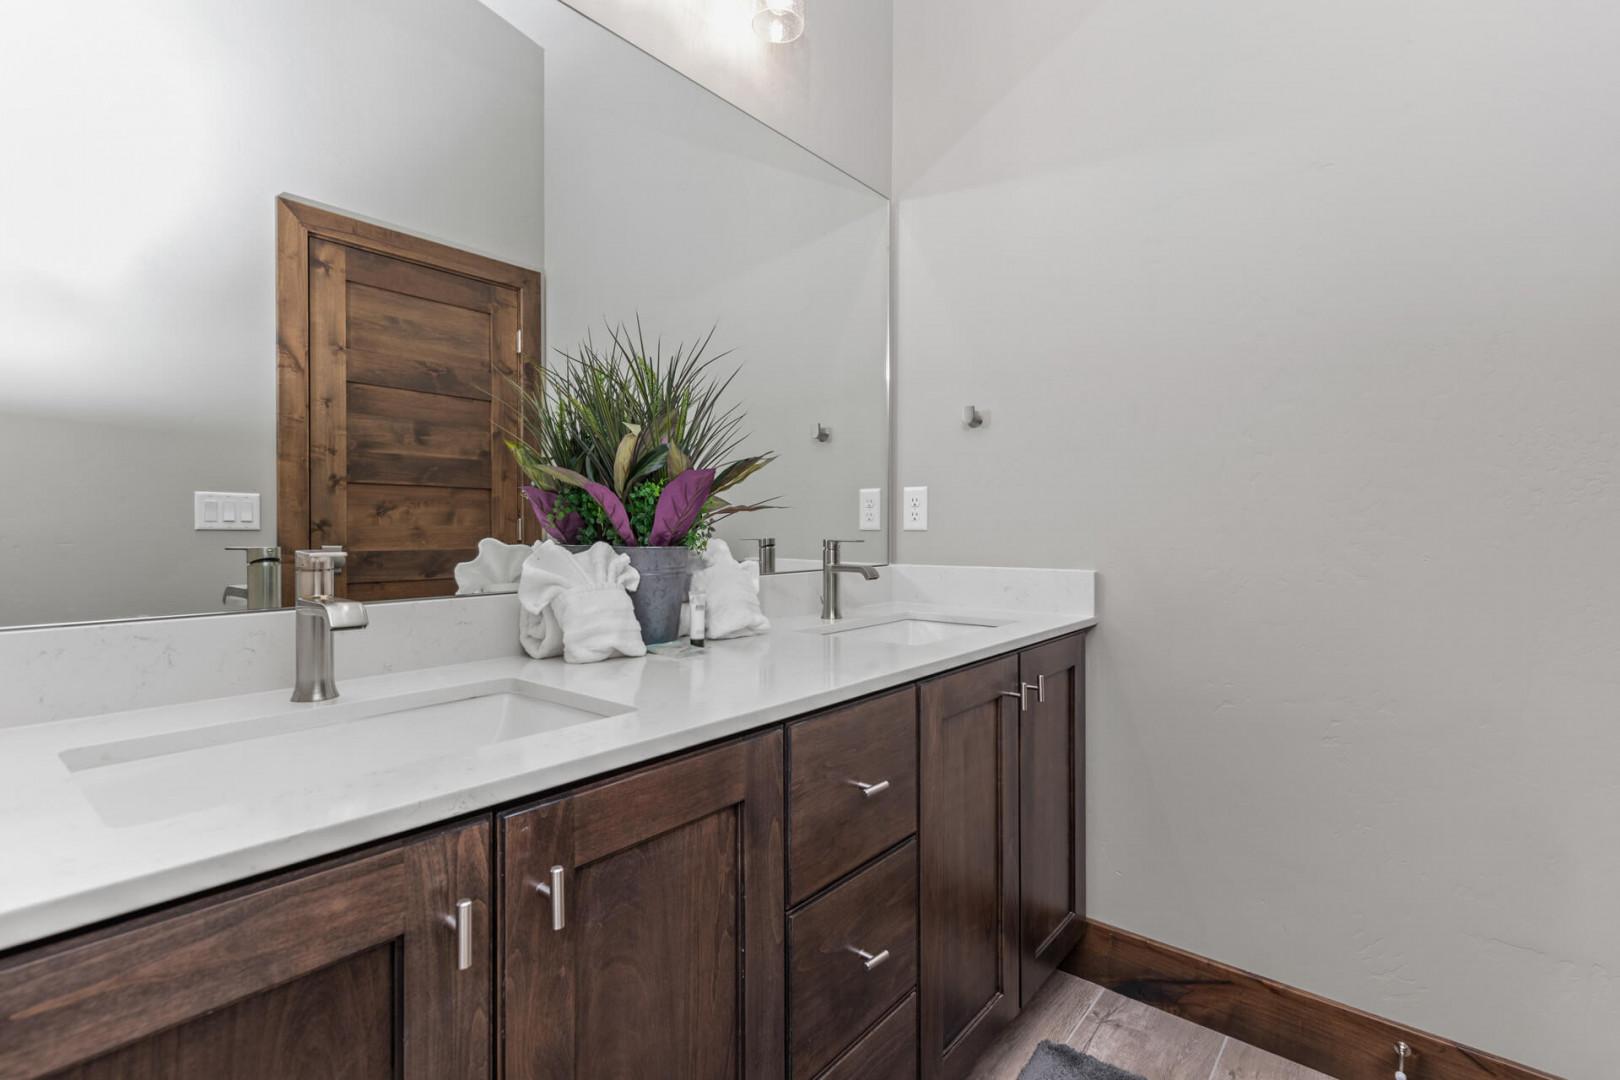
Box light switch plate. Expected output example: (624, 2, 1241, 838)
(195, 491, 261, 531)
(858, 488, 882, 531)
(902, 486, 928, 531)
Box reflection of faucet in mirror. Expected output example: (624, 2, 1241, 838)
(292, 548, 368, 703)
(821, 539, 880, 621)
(223, 546, 282, 610)
(742, 538, 777, 575)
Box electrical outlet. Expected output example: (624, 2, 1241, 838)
(902, 486, 928, 531)
(858, 488, 882, 531)
(195, 491, 261, 531)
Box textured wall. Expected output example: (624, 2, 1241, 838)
(892, 1, 1620, 1075)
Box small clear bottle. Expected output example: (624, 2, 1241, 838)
(689, 587, 707, 648)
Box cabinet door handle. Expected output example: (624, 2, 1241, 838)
(847, 946, 890, 971)
(454, 898, 474, 972)
(848, 778, 891, 798)
(533, 864, 566, 931)
(1001, 682, 1040, 711)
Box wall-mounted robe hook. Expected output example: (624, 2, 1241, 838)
(813, 422, 832, 443)
(963, 405, 985, 429)
(1394, 1041, 1413, 1080)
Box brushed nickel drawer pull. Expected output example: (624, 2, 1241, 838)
(848, 778, 891, 798)
(454, 899, 474, 971)
(533, 865, 566, 931)
(847, 945, 891, 971)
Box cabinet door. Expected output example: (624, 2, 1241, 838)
(919, 655, 1020, 1080)
(1017, 633, 1086, 1006)
(0, 818, 493, 1080)
(502, 731, 785, 1080)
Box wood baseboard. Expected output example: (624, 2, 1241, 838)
(1063, 919, 1562, 1080)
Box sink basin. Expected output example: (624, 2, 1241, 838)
(59, 679, 629, 827)
(808, 616, 1001, 647)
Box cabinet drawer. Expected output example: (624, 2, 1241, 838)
(816, 992, 917, 1080)
(787, 686, 917, 903)
(788, 840, 918, 1080)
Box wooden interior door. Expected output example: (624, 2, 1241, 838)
(1016, 633, 1086, 1006)
(919, 655, 1020, 1080)
(0, 818, 493, 1080)
(278, 198, 540, 603)
(500, 732, 786, 1080)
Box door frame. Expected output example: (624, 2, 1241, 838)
(275, 196, 542, 605)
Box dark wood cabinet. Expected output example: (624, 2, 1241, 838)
(0, 630, 1086, 1080)
(1016, 633, 1086, 1006)
(918, 655, 1022, 1080)
(786, 685, 918, 905)
(0, 817, 493, 1080)
(500, 731, 785, 1080)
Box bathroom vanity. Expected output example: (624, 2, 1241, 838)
(0, 611, 1089, 1080)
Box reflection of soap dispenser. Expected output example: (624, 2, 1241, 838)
(689, 587, 707, 648)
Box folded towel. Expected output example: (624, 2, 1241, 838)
(453, 537, 532, 595)
(518, 541, 646, 663)
(692, 538, 770, 640)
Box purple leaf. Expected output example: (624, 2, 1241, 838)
(580, 479, 637, 545)
(521, 485, 581, 543)
(647, 468, 715, 547)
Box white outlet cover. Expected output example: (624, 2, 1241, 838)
(195, 491, 262, 531)
(859, 488, 882, 531)
(903, 486, 928, 531)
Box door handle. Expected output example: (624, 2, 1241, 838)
(454, 898, 474, 971)
(1000, 682, 1041, 711)
(533, 864, 566, 931)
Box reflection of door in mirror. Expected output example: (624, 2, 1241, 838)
(276, 199, 541, 605)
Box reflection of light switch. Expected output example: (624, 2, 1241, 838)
(195, 491, 262, 531)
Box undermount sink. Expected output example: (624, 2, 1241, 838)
(59, 679, 629, 827)
(805, 615, 1003, 647)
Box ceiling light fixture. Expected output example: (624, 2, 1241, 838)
(752, 0, 804, 44)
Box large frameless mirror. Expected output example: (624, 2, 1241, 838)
(0, 0, 890, 628)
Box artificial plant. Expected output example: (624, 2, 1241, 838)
(505, 320, 778, 548)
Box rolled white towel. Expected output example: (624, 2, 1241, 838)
(454, 537, 532, 595)
(518, 541, 646, 663)
(692, 538, 770, 639)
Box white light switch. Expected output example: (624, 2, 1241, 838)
(195, 492, 262, 531)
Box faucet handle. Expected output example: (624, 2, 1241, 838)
(822, 538, 866, 561)
(295, 548, 349, 600)
(226, 545, 281, 563)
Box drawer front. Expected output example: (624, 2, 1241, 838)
(817, 993, 918, 1080)
(788, 686, 918, 903)
(789, 840, 918, 1080)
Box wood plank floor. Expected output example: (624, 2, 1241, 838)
(969, 971, 1336, 1080)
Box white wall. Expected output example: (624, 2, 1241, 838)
(893, 2, 1620, 1076)
(483, 0, 891, 564)
(0, 0, 544, 626)
(557, 0, 892, 194)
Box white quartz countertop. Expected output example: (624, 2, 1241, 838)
(0, 601, 1093, 952)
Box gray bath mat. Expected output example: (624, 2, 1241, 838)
(1017, 1040, 1148, 1080)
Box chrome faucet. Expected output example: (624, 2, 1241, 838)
(292, 547, 368, 703)
(820, 539, 880, 621)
